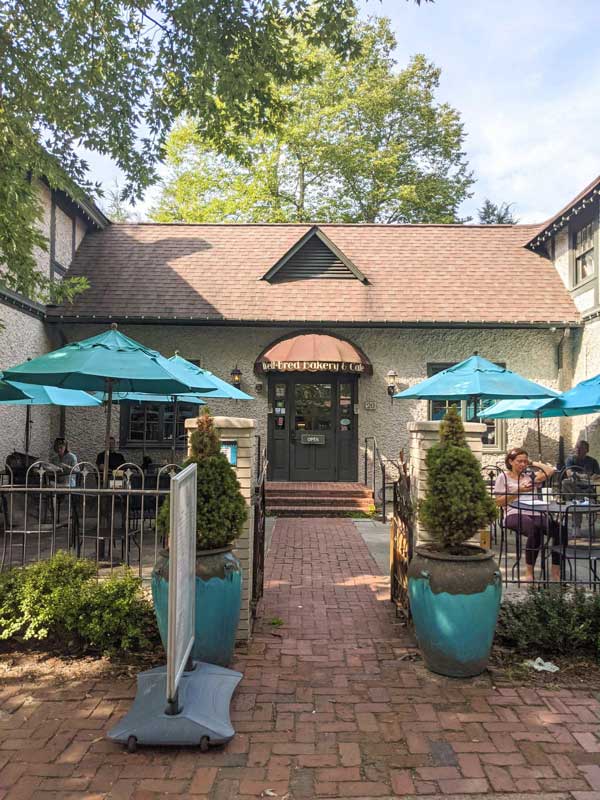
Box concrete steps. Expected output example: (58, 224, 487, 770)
(266, 482, 375, 517)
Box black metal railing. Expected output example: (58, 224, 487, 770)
(364, 436, 399, 522)
(390, 453, 414, 618)
(0, 461, 179, 579)
(251, 443, 268, 621)
(481, 462, 600, 588)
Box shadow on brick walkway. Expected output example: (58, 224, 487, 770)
(2, 517, 600, 799)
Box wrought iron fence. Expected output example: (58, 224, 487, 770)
(364, 436, 400, 522)
(481, 461, 600, 589)
(390, 453, 414, 619)
(251, 445, 268, 621)
(0, 461, 180, 579)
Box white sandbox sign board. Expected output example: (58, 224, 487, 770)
(166, 462, 197, 706)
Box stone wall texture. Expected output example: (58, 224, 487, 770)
(570, 321, 600, 457)
(58, 322, 565, 470)
(0, 305, 59, 464)
(32, 180, 52, 279)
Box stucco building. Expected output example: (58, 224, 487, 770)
(2, 175, 600, 486)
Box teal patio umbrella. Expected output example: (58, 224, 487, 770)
(0, 381, 102, 458)
(481, 396, 567, 459)
(552, 374, 600, 416)
(394, 355, 558, 403)
(167, 353, 253, 400)
(0, 378, 32, 402)
(3, 326, 214, 485)
(165, 353, 253, 463)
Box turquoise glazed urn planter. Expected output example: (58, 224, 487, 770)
(152, 546, 242, 667)
(408, 545, 501, 678)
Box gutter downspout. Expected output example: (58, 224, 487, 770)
(555, 327, 569, 467)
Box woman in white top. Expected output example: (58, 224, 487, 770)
(494, 447, 562, 582)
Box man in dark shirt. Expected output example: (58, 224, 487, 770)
(96, 436, 126, 472)
(565, 440, 600, 476)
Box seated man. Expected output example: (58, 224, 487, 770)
(96, 436, 126, 473)
(566, 440, 600, 476)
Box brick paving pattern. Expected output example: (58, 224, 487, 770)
(2, 517, 600, 798)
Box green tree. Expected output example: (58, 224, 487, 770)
(478, 199, 518, 224)
(102, 182, 136, 223)
(3, 2, 436, 300)
(151, 18, 473, 224)
(419, 406, 497, 551)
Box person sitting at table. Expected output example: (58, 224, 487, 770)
(49, 437, 78, 487)
(565, 440, 600, 476)
(96, 437, 126, 473)
(494, 447, 563, 582)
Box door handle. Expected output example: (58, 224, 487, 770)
(290, 432, 296, 444)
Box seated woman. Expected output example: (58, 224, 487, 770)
(49, 437, 79, 488)
(494, 447, 563, 582)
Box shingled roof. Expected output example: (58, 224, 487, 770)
(50, 223, 579, 326)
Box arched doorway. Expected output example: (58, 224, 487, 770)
(255, 333, 372, 482)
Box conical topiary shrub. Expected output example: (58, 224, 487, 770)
(158, 407, 247, 550)
(419, 405, 497, 552)
(408, 405, 502, 677)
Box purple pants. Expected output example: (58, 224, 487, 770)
(504, 512, 566, 566)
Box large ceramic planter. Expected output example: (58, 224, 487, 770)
(408, 545, 501, 678)
(151, 546, 242, 667)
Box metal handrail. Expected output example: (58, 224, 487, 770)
(364, 435, 389, 522)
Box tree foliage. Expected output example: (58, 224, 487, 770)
(151, 18, 473, 224)
(158, 408, 247, 550)
(478, 199, 518, 224)
(2, 0, 381, 299)
(419, 406, 497, 550)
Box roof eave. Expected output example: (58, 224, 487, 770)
(526, 176, 600, 251)
(47, 313, 581, 330)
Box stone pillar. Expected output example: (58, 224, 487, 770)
(185, 416, 256, 644)
(408, 420, 487, 546)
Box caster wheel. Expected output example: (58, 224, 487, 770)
(127, 735, 137, 754)
(200, 736, 210, 752)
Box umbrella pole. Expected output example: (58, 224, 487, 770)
(143, 404, 147, 461)
(24, 405, 31, 458)
(172, 396, 178, 464)
(103, 379, 113, 489)
(536, 413, 542, 461)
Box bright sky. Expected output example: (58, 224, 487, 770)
(87, 0, 600, 224)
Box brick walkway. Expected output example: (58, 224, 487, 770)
(2, 518, 600, 799)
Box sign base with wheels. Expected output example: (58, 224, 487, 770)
(107, 464, 243, 751)
(108, 661, 242, 751)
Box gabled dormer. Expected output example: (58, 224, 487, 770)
(526, 175, 600, 318)
(261, 226, 369, 284)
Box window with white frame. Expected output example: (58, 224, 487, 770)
(427, 363, 505, 449)
(574, 220, 595, 286)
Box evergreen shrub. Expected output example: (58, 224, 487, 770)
(419, 405, 497, 551)
(0, 551, 159, 656)
(157, 408, 247, 550)
(497, 588, 600, 658)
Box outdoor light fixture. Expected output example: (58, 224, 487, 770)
(386, 369, 398, 400)
(254, 382, 263, 394)
(230, 365, 242, 387)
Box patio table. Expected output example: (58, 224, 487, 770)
(509, 498, 600, 582)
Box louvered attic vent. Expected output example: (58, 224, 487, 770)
(262, 226, 369, 284)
